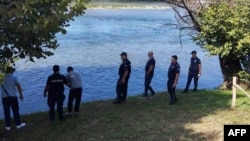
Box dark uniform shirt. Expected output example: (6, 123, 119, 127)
(168, 62, 180, 80)
(145, 58, 155, 76)
(46, 73, 68, 95)
(119, 59, 131, 78)
(189, 57, 201, 73)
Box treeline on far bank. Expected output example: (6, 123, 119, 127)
(91, 0, 162, 2)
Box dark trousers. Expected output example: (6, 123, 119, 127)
(68, 88, 82, 113)
(2, 97, 21, 127)
(116, 78, 129, 103)
(47, 94, 65, 121)
(184, 72, 199, 91)
(144, 75, 155, 96)
(167, 79, 177, 102)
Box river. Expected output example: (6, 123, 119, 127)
(0, 9, 223, 119)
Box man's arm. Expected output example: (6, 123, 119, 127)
(146, 65, 154, 75)
(16, 83, 23, 100)
(44, 86, 49, 98)
(64, 76, 70, 87)
(44, 77, 50, 98)
(122, 71, 128, 83)
(173, 73, 179, 88)
(198, 64, 202, 74)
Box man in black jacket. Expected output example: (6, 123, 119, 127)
(142, 51, 156, 98)
(114, 52, 131, 104)
(183, 51, 202, 93)
(44, 65, 69, 121)
(167, 55, 180, 105)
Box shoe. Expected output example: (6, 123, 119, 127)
(66, 112, 73, 116)
(140, 95, 147, 98)
(5, 126, 11, 131)
(182, 90, 188, 93)
(74, 112, 79, 115)
(121, 99, 126, 102)
(16, 123, 26, 129)
(174, 98, 177, 103)
(150, 94, 155, 99)
(193, 89, 197, 92)
(169, 101, 174, 105)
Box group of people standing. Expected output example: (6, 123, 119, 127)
(0, 50, 201, 131)
(0, 65, 83, 130)
(114, 50, 202, 105)
(43, 65, 83, 122)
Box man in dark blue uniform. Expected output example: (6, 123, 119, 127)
(114, 52, 131, 104)
(44, 65, 69, 121)
(183, 51, 202, 93)
(142, 51, 155, 98)
(167, 55, 180, 105)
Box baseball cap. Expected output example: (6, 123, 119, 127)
(191, 50, 197, 54)
(120, 52, 127, 56)
(172, 55, 178, 60)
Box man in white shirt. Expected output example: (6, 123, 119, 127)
(1, 67, 26, 131)
(66, 67, 82, 115)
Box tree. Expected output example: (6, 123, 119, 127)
(164, 0, 250, 89)
(195, 1, 250, 88)
(0, 0, 88, 83)
(0, 0, 88, 68)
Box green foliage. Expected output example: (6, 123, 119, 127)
(0, 0, 88, 64)
(0, 0, 88, 83)
(195, 1, 250, 80)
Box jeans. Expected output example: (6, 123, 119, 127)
(116, 77, 129, 103)
(68, 88, 82, 113)
(47, 94, 65, 121)
(144, 75, 155, 96)
(2, 97, 21, 127)
(184, 72, 199, 91)
(167, 79, 177, 102)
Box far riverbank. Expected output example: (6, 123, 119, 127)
(87, 0, 169, 9)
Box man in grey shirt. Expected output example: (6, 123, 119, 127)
(66, 67, 82, 115)
(1, 67, 26, 131)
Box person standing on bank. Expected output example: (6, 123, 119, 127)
(183, 51, 202, 93)
(114, 52, 131, 104)
(44, 65, 69, 122)
(1, 67, 26, 131)
(167, 55, 180, 105)
(66, 67, 82, 115)
(142, 51, 156, 98)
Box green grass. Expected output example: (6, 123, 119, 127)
(1, 90, 250, 141)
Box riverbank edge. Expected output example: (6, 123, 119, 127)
(1, 90, 250, 141)
(0, 89, 233, 121)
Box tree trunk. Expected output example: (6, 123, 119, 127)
(219, 55, 242, 89)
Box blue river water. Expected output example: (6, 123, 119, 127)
(0, 9, 223, 118)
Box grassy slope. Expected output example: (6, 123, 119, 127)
(1, 90, 250, 141)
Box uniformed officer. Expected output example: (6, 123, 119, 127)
(114, 52, 131, 104)
(183, 51, 202, 93)
(142, 51, 156, 98)
(167, 55, 180, 105)
(44, 65, 69, 122)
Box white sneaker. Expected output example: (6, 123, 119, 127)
(16, 123, 26, 129)
(5, 126, 11, 131)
